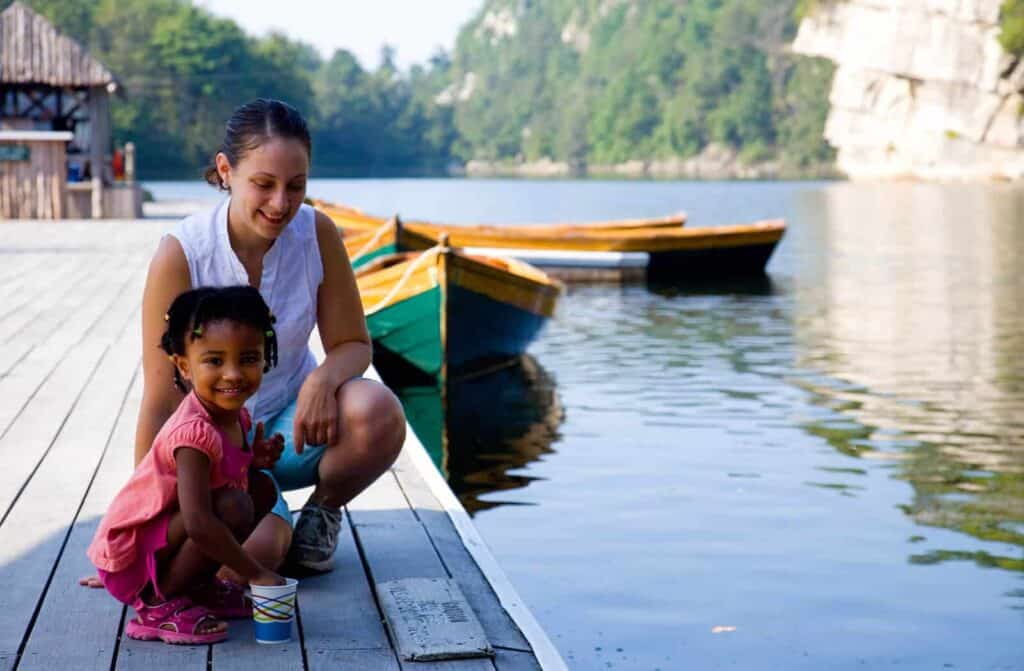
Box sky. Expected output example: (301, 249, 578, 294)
(198, 0, 484, 70)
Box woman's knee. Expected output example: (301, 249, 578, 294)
(212, 487, 255, 539)
(338, 379, 405, 463)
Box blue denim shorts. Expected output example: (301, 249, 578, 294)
(250, 397, 327, 526)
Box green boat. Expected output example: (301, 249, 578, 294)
(356, 246, 563, 382)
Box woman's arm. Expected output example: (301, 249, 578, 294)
(175, 448, 277, 583)
(136, 237, 191, 465)
(291, 210, 372, 451)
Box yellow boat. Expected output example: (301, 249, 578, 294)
(341, 213, 785, 280)
(316, 198, 687, 235)
(355, 243, 563, 381)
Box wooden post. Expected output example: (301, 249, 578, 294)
(87, 88, 109, 217)
(124, 141, 135, 183)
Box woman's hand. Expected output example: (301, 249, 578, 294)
(249, 567, 286, 587)
(292, 369, 338, 454)
(250, 422, 284, 470)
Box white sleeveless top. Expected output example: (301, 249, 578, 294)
(168, 198, 323, 422)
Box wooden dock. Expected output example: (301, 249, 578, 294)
(0, 220, 564, 671)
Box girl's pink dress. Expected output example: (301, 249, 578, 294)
(87, 391, 252, 603)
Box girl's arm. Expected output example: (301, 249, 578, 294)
(136, 237, 191, 465)
(176, 447, 280, 584)
(291, 211, 372, 452)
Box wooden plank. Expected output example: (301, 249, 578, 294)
(210, 617, 303, 670)
(348, 494, 446, 584)
(0, 254, 90, 351)
(308, 649, 400, 671)
(0, 252, 87, 338)
(116, 635, 208, 671)
(0, 256, 105, 378)
(0, 252, 52, 302)
(0, 305, 140, 670)
(346, 467, 420, 526)
(376, 578, 493, 662)
(349, 475, 496, 671)
(0, 263, 142, 521)
(392, 452, 531, 652)
(15, 373, 141, 671)
(289, 522, 392, 653)
(0, 252, 141, 441)
(492, 649, 543, 671)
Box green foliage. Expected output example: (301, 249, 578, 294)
(999, 0, 1024, 57)
(447, 0, 835, 172)
(4, 0, 836, 177)
(6, 0, 455, 177)
(793, 0, 821, 21)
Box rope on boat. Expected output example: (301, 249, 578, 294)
(365, 244, 445, 316)
(350, 217, 397, 262)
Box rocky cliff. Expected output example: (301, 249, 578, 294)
(793, 0, 1024, 180)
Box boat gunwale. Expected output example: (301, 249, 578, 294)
(314, 198, 687, 233)
(403, 219, 785, 253)
(357, 250, 562, 318)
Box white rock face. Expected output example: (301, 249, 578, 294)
(476, 7, 518, 44)
(793, 0, 1024, 180)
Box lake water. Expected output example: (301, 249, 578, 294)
(147, 179, 1024, 670)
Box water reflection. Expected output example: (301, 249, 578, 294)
(646, 273, 779, 299)
(392, 355, 564, 514)
(794, 183, 1024, 572)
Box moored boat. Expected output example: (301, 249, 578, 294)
(342, 217, 434, 270)
(355, 243, 563, 381)
(316, 198, 687, 235)
(396, 218, 787, 281)
(327, 199, 783, 280)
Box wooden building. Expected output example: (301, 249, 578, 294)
(0, 1, 141, 219)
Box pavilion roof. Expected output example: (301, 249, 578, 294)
(0, 1, 115, 88)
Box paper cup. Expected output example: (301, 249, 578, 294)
(250, 578, 298, 644)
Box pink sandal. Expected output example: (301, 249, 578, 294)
(189, 579, 251, 619)
(125, 596, 228, 645)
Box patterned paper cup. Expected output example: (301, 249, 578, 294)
(250, 578, 298, 644)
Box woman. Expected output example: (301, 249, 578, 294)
(85, 99, 405, 585)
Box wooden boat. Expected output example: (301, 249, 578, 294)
(316, 198, 687, 235)
(325, 197, 782, 279)
(355, 243, 563, 382)
(344, 215, 784, 280)
(400, 219, 787, 280)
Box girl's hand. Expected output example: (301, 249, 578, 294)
(292, 370, 338, 454)
(250, 421, 284, 470)
(249, 568, 287, 587)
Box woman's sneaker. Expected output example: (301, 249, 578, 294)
(288, 502, 342, 572)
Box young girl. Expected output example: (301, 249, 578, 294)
(88, 286, 287, 645)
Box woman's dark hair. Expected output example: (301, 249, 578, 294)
(160, 286, 278, 393)
(204, 98, 312, 190)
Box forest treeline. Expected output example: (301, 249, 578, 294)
(7, 0, 837, 178)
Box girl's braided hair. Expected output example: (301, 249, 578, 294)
(160, 286, 278, 393)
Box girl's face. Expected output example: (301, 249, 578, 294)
(174, 320, 266, 415)
(217, 136, 309, 242)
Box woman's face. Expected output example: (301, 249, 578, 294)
(218, 136, 309, 242)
